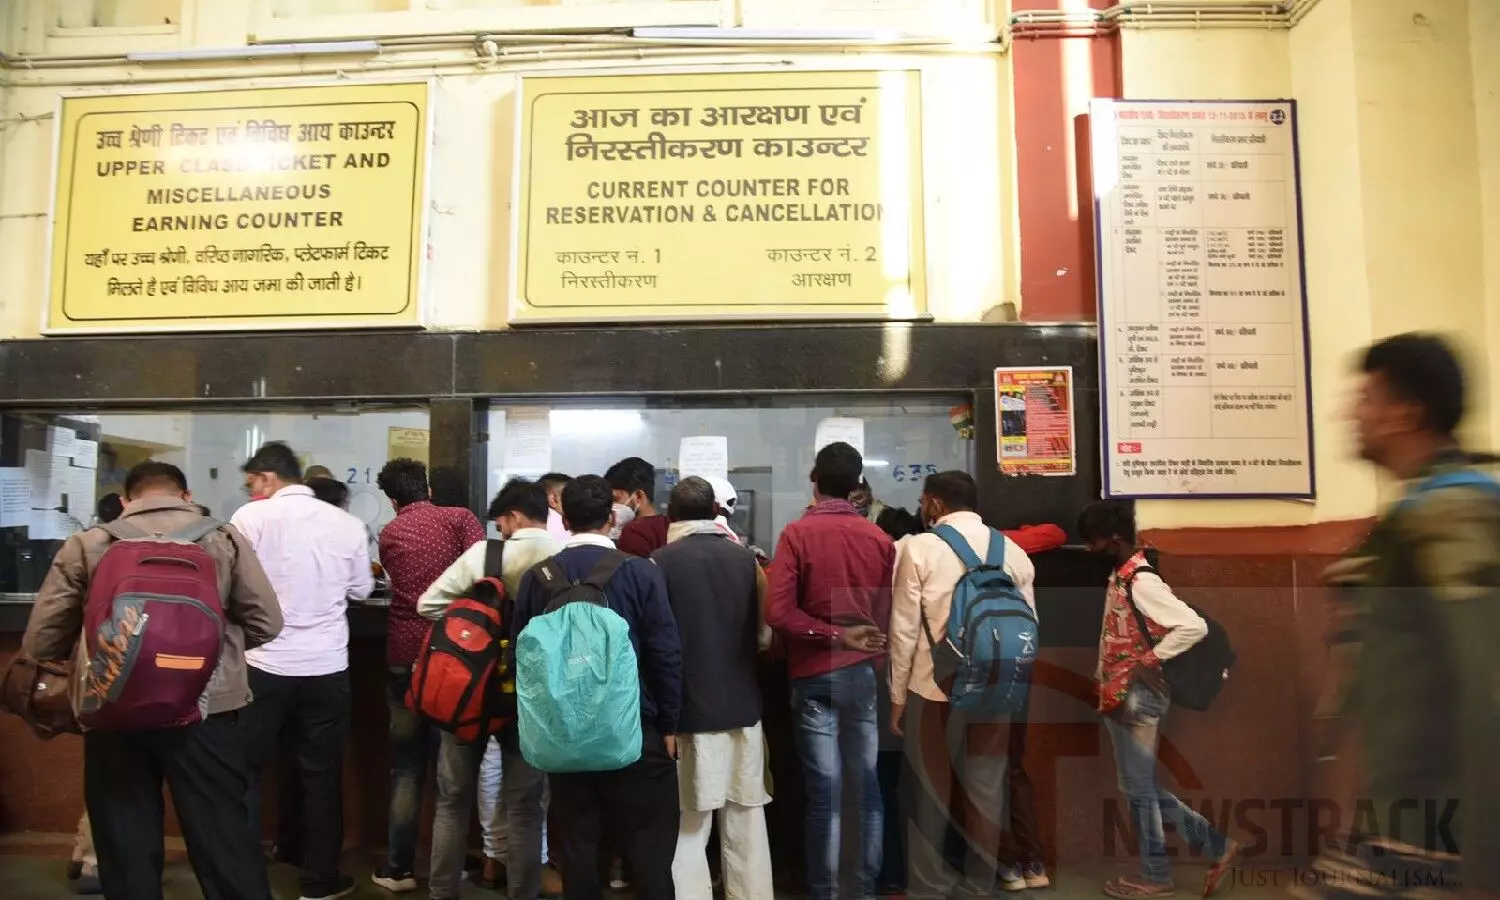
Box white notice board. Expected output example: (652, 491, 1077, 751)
(1091, 99, 1314, 499)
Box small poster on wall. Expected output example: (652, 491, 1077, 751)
(994, 367, 1075, 476)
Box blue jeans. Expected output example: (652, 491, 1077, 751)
(387, 667, 437, 872)
(1105, 682, 1227, 884)
(792, 662, 883, 900)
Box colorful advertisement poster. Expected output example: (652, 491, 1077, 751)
(513, 69, 926, 322)
(994, 367, 1075, 476)
(47, 82, 430, 333)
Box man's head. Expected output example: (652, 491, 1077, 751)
(1352, 333, 1465, 475)
(605, 457, 655, 514)
(96, 492, 124, 524)
(489, 478, 550, 538)
(538, 473, 572, 514)
(667, 476, 716, 523)
(562, 475, 616, 536)
(1077, 501, 1137, 567)
(811, 441, 863, 501)
(304, 465, 334, 482)
(850, 479, 874, 515)
(703, 476, 737, 518)
(124, 460, 190, 503)
(377, 458, 430, 511)
(919, 470, 979, 526)
(308, 476, 350, 510)
(242, 441, 301, 500)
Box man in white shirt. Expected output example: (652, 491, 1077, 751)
(887, 471, 1045, 899)
(418, 479, 564, 900)
(232, 441, 373, 900)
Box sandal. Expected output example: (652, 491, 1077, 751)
(1105, 876, 1177, 899)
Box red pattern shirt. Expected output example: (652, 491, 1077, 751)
(378, 501, 486, 666)
(1096, 552, 1166, 713)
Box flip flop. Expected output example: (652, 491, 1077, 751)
(1105, 876, 1178, 899)
(1204, 840, 1241, 897)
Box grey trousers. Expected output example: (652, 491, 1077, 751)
(430, 725, 547, 900)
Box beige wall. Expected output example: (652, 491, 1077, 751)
(1124, 0, 1498, 531)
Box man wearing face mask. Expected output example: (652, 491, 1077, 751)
(609, 457, 667, 559)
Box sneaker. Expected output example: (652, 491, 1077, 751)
(74, 864, 102, 896)
(299, 875, 357, 900)
(1000, 865, 1027, 892)
(372, 866, 418, 893)
(1024, 861, 1052, 889)
(1203, 840, 1240, 898)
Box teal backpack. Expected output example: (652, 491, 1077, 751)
(516, 552, 642, 773)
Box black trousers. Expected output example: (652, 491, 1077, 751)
(999, 697, 1044, 867)
(553, 726, 680, 900)
(240, 667, 350, 896)
(84, 712, 272, 900)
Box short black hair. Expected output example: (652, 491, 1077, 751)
(1361, 332, 1466, 437)
(243, 441, 302, 482)
(538, 473, 572, 492)
(1077, 501, 1137, 545)
(668, 476, 716, 522)
(812, 442, 863, 499)
(124, 460, 188, 498)
(96, 492, 124, 523)
(922, 470, 979, 512)
(605, 457, 655, 498)
(488, 478, 550, 524)
(307, 476, 349, 509)
(876, 506, 924, 541)
(562, 475, 614, 533)
(377, 458, 429, 508)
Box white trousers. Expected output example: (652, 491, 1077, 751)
(671, 804, 774, 900)
(479, 735, 550, 864)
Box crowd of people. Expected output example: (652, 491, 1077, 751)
(14, 332, 1500, 900)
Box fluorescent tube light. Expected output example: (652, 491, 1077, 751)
(127, 41, 379, 63)
(632, 26, 906, 41)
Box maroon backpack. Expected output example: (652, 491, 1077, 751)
(79, 518, 227, 731)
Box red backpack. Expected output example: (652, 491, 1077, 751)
(79, 518, 227, 731)
(407, 540, 514, 741)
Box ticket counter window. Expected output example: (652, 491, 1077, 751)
(484, 396, 972, 551)
(0, 406, 428, 597)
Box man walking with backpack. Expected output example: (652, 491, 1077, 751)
(417, 478, 564, 900)
(1077, 501, 1237, 899)
(1298, 334, 1500, 900)
(233, 442, 373, 900)
(766, 441, 894, 900)
(22, 460, 284, 900)
(513, 474, 682, 900)
(887, 471, 1044, 898)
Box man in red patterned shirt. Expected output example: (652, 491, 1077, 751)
(372, 458, 486, 893)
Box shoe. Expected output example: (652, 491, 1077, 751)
(1024, 861, 1052, 889)
(372, 866, 418, 893)
(1203, 840, 1240, 898)
(1104, 876, 1176, 899)
(541, 865, 564, 898)
(67, 860, 83, 881)
(1000, 865, 1027, 892)
(74, 864, 102, 896)
(299, 875, 357, 900)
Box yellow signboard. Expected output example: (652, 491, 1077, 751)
(513, 70, 926, 323)
(47, 82, 430, 333)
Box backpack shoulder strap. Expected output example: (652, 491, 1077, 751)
(932, 524, 983, 570)
(1400, 469, 1500, 512)
(482, 539, 506, 580)
(982, 528, 1009, 569)
(581, 550, 629, 593)
(166, 517, 225, 544)
(533, 557, 575, 602)
(1123, 565, 1160, 648)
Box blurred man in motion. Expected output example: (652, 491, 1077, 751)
(1305, 333, 1500, 900)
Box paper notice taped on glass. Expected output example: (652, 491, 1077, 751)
(64, 466, 98, 518)
(814, 418, 866, 457)
(678, 436, 729, 483)
(504, 409, 552, 474)
(30, 509, 74, 541)
(0, 468, 29, 527)
(49, 426, 77, 461)
(26, 449, 62, 509)
(73, 438, 99, 470)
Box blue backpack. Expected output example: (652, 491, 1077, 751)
(516, 552, 642, 773)
(921, 525, 1038, 715)
(1400, 468, 1500, 507)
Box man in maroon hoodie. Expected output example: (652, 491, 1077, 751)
(767, 441, 896, 900)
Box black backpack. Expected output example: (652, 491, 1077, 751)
(1124, 566, 1234, 711)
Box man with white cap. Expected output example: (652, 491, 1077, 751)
(703, 476, 742, 543)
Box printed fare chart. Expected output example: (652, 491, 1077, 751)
(1092, 99, 1313, 498)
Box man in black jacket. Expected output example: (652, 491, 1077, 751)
(652, 477, 773, 899)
